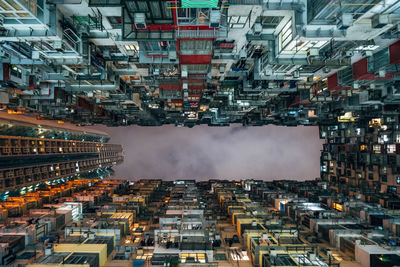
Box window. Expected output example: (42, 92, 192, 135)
(181, 64, 208, 74)
(388, 186, 397, 193)
(177, 8, 196, 24)
(125, 44, 138, 51)
(397, 177, 400, 184)
(229, 15, 249, 29)
(378, 135, 389, 144)
(180, 40, 212, 55)
(258, 16, 284, 28)
(396, 134, 400, 143)
(177, 8, 210, 25)
(278, 19, 292, 52)
(278, 18, 327, 55)
(107, 16, 122, 29)
(140, 41, 175, 55)
(10, 66, 22, 79)
(387, 144, 396, 153)
(373, 145, 381, 153)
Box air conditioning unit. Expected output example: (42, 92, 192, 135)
(53, 40, 62, 50)
(134, 13, 146, 29)
(371, 14, 389, 29)
(153, 68, 160, 76)
(345, 51, 354, 57)
(103, 49, 110, 59)
(308, 48, 319, 56)
(62, 70, 70, 77)
(265, 69, 273, 76)
(336, 13, 353, 30)
(219, 65, 225, 74)
(308, 253, 316, 261)
(239, 50, 247, 59)
(253, 23, 262, 35)
(168, 50, 177, 61)
(32, 51, 40, 60)
(181, 65, 188, 78)
(209, 10, 220, 28)
(365, 50, 374, 57)
(292, 70, 300, 78)
(182, 82, 188, 91)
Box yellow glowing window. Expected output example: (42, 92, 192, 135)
(7, 109, 23, 114)
(338, 112, 355, 122)
(369, 118, 382, 127)
(333, 203, 343, 211)
(360, 145, 367, 151)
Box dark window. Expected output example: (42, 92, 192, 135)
(388, 186, 397, 193)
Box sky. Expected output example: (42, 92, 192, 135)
(91, 124, 324, 181)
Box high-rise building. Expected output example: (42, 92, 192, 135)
(319, 111, 400, 198)
(0, 112, 123, 192)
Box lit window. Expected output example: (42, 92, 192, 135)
(378, 135, 389, 144)
(387, 144, 396, 153)
(373, 145, 381, 153)
(396, 134, 400, 143)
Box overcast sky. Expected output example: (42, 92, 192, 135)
(91, 125, 323, 181)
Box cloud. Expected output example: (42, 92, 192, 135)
(90, 125, 323, 181)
